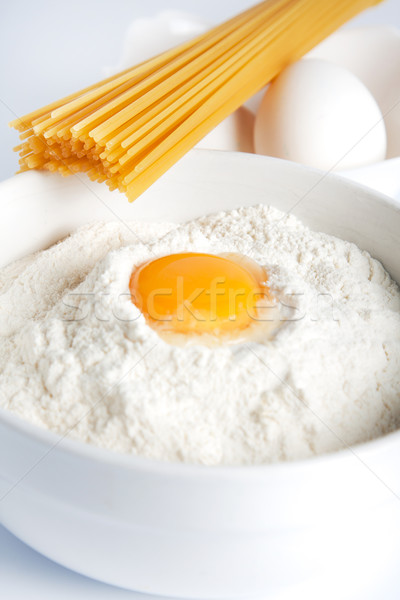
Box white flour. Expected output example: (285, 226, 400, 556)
(1, 205, 400, 465)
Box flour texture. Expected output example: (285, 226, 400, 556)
(1, 206, 400, 465)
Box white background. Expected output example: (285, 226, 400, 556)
(1, 1, 400, 598)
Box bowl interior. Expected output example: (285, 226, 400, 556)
(0, 149, 400, 474)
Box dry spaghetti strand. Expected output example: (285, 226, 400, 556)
(10, 0, 383, 202)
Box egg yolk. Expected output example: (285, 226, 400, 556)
(130, 253, 273, 341)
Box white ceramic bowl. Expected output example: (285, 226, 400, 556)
(0, 150, 400, 599)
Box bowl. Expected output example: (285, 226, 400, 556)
(0, 150, 400, 599)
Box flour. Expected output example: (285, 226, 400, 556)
(1, 205, 400, 465)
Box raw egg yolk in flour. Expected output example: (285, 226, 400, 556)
(129, 253, 277, 344)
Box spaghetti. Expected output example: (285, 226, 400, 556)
(10, 0, 382, 202)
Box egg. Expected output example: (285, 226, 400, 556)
(130, 252, 277, 345)
(308, 26, 400, 159)
(114, 10, 209, 69)
(196, 106, 255, 154)
(254, 58, 387, 171)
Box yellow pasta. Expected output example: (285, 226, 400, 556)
(10, 0, 382, 202)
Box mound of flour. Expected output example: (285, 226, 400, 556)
(1, 205, 400, 465)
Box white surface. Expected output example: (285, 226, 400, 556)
(1, 152, 400, 599)
(1, 1, 400, 598)
(2, 522, 400, 600)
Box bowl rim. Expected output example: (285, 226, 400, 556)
(1, 149, 400, 480)
(2, 401, 400, 480)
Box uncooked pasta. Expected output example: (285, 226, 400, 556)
(10, 0, 382, 202)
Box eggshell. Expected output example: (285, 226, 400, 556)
(197, 107, 255, 154)
(115, 11, 208, 70)
(308, 26, 400, 158)
(254, 58, 387, 171)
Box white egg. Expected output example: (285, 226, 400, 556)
(309, 26, 400, 159)
(197, 106, 255, 154)
(254, 58, 387, 171)
(115, 11, 209, 71)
